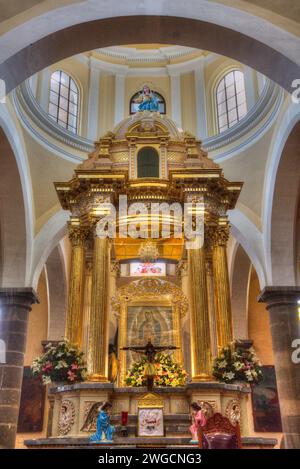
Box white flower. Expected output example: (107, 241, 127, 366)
(42, 376, 52, 385)
(223, 371, 235, 380)
(217, 360, 227, 369)
(245, 370, 254, 381)
(233, 361, 244, 370)
(55, 360, 68, 369)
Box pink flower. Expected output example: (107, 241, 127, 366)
(42, 361, 53, 373)
(67, 370, 76, 381)
(71, 363, 79, 370)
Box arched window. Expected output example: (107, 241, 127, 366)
(48, 70, 79, 134)
(130, 90, 166, 114)
(137, 147, 160, 178)
(216, 70, 247, 133)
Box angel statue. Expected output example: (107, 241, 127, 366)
(134, 85, 159, 112)
(82, 401, 115, 442)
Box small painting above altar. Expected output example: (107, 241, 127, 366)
(130, 262, 166, 277)
(138, 408, 164, 437)
(138, 393, 164, 437)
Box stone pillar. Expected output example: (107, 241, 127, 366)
(0, 288, 38, 448)
(88, 237, 110, 381)
(169, 73, 182, 128)
(114, 73, 126, 126)
(194, 61, 208, 139)
(212, 225, 233, 348)
(258, 287, 300, 449)
(87, 58, 101, 141)
(188, 247, 212, 380)
(65, 223, 87, 347)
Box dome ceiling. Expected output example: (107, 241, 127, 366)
(90, 45, 207, 68)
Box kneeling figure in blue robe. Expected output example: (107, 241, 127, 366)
(89, 401, 115, 442)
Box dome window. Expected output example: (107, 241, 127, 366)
(137, 147, 160, 178)
(48, 70, 79, 134)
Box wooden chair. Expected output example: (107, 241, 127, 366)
(198, 413, 242, 449)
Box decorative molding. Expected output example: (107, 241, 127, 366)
(112, 278, 188, 318)
(12, 77, 282, 165)
(12, 81, 93, 159)
(92, 46, 202, 65)
(225, 399, 241, 425)
(58, 399, 75, 436)
(197, 400, 216, 418)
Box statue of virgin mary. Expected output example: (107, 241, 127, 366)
(134, 85, 159, 112)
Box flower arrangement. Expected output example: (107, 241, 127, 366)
(31, 340, 87, 385)
(125, 352, 187, 387)
(212, 341, 263, 384)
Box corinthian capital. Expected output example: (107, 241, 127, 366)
(68, 222, 90, 246)
(213, 224, 230, 247)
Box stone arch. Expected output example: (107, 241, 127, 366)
(0, 128, 28, 286)
(30, 209, 68, 290)
(263, 102, 300, 285)
(0, 15, 299, 94)
(230, 243, 252, 339)
(45, 243, 67, 341)
(229, 208, 266, 288)
(270, 121, 300, 285)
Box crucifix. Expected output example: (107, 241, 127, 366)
(122, 338, 179, 391)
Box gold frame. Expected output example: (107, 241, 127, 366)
(111, 278, 188, 386)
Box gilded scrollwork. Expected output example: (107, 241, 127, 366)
(112, 278, 188, 318)
(196, 400, 216, 419)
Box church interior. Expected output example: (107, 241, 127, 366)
(0, 1, 299, 451)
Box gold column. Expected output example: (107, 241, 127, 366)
(118, 302, 128, 386)
(82, 260, 92, 358)
(212, 224, 233, 348)
(188, 247, 212, 380)
(65, 223, 87, 346)
(173, 304, 183, 365)
(88, 236, 110, 381)
(206, 258, 218, 358)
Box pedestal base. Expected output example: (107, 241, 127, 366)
(24, 436, 278, 449)
(25, 381, 278, 449)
